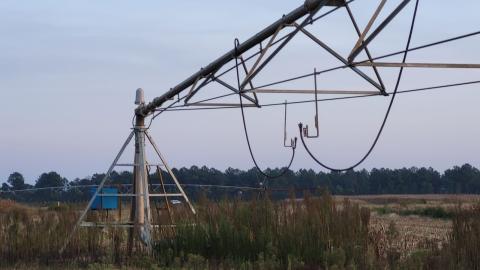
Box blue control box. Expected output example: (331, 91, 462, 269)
(90, 187, 118, 210)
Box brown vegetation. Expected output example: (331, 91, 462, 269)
(1, 195, 480, 269)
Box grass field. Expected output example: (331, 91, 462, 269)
(1, 193, 480, 269)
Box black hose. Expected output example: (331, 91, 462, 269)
(300, 0, 421, 172)
(235, 39, 297, 179)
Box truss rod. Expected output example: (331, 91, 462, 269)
(348, 0, 387, 57)
(356, 62, 480, 68)
(184, 72, 217, 104)
(254, 89, 380, 95)
(211, 0, 353, 82)
(349, 0, 412, 62)
(295, 23, 385, 93)
(240, 25, 283, 89)
(213, 77, 259, 106)
(238, 55, 259, 104)
(361, 30, 480, 64)
(238, 7, 324, 91)
(185, 103, 258, 107)
(344, 1, 386, 93)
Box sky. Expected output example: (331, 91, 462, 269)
(0, 0, 479, 184)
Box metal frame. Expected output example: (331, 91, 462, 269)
(136, 0, 480, 115)
(137, 0, 339, 116)
(61, 124, 196, 253)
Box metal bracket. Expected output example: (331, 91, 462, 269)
(283, 101, 296, 148)
(303, 68, 320, 138)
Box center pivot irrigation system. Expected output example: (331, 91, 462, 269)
(61, 0, 480, 252)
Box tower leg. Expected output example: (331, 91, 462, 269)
(60, 131, 134, 254)
(133, 115, 152, 247)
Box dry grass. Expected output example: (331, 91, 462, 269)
(371, 213, 451, 251)
(336, 194, 480, 205)
(1, 194, 480, 269)
(335, 195, 465, 253)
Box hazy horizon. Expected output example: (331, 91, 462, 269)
(4, 163, 480, 186)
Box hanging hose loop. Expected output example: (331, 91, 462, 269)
(235, 38, 297, 179)
(298, 0, 420, 172)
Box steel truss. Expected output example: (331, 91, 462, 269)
(137, 0, 480, 117)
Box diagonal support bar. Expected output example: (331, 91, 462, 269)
(296, 25, 384, 92)
(241, 25, 283, 89)
(348, 0, 387, 58)
(184, 71, 218, 104)
(238, 4, 327, 91)
(145, 131, 196, 215)
(213, 77, 260, 106)
(349, 0, 411, 62)
(238, 55, 259, 105)
(185, 103, 258, 107)
(344, 1, 386, 95)
(60, 131, 135, 254)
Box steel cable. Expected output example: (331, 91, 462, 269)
(0, 183, 264, 194)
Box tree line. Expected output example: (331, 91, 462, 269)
(2, 164, 480, 203)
